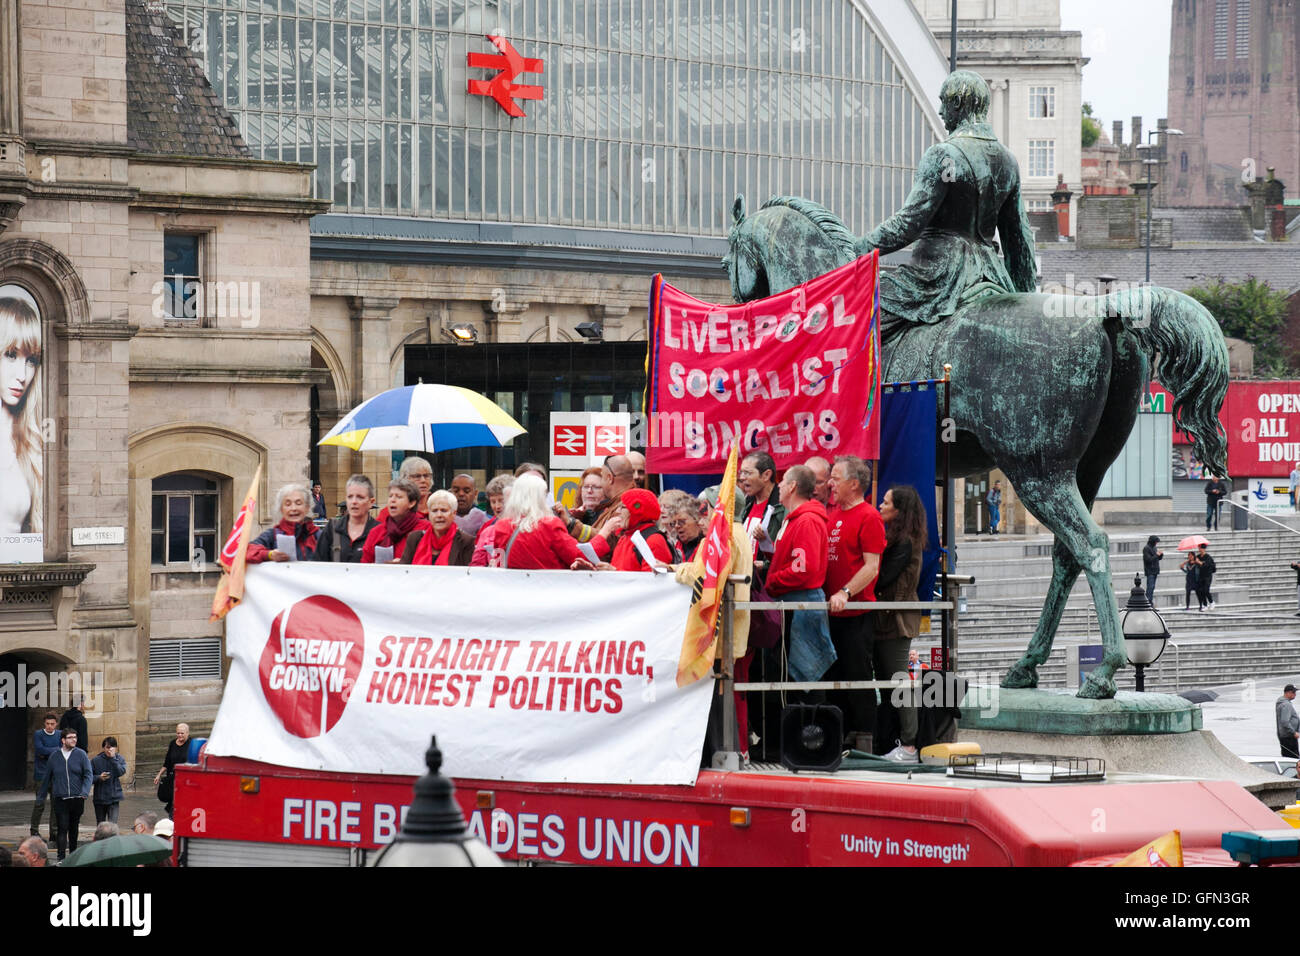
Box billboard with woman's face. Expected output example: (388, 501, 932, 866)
(0, 285, 43, 561)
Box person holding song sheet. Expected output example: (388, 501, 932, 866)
(361, 478, 431, 564)
(247, 483, 320, 563)
(607, 489, 676, 571)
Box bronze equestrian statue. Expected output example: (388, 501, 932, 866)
(722, 71, 1228, 700)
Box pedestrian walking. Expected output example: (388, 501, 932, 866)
(1204, 475, 1228, 531)
(1195, 542, 1216, 610)
(29, 712, 59, 841)
(90, 736, 126, 825)
(153, 723, 190, 819)
(1142, 535, 1163, 606)
(986, 481, 1002, 536)
(1290, 557, 1300, 617)
(1277, 684, 1300, 759)
(1180, 551, 1200, 610)
(49, 729, 92, 861)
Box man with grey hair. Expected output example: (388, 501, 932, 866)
(823, 455, 887, 752)
(18, 835, 48, 867)
(92, 822, 118, 842)
(399, 456, 434, 517)
(805, 456, 832, 510)
(314, 474, 379, 563)
(855, 70, 1037, 340)
(451, 473, 489, 536)
(133, 810, 160, 835)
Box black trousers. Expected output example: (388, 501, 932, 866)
(54, 797, 85, 859)
(826, 614, 875, 736)
(1196, 575, 1214, 607)
(1281, 735, 1299, 759)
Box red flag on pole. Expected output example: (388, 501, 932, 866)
(209, 464, 262, 622)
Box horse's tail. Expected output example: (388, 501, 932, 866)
(1103, 287, 1229, 478)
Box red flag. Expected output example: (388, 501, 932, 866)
(210, 465, 262, 622)
(676, 442, 738, 686)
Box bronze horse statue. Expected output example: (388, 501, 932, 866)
(724, 194, 1229, 699)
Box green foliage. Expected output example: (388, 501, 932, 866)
(1186, 277, 1292, 373)
(1081, 104, 1101, 148)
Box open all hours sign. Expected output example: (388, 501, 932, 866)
(1225, 381, 1300, 478)
(207, 564, 710, 785)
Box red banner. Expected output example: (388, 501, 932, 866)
(1224, 380, 1300, 478)
(645, 253, 880, 473)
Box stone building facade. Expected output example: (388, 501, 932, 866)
(0, 0, 324, 783)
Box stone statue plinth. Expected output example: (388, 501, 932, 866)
(959, 686, 1202, 735)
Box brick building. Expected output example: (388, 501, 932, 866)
(1167, 0, 1300, 206)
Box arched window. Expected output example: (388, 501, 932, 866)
(151, 473, 219, 566)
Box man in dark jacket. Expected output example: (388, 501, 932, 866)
(91, 736, 127, 825)
(59, 696, 88, 753)
(49, 729, 92, 860)
(30, 712, 60, 840)
(1195, 542, 1217, 610)
(739, 451, 785, 586)
(1205, 476, 1228, 531)
(1142, 535, 1163, 605)
(1289, 557, 1300, 617)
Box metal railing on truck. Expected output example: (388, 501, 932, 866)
(708, 573, 974, 771)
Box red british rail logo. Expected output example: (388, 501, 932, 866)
(467, 34, 544, 117)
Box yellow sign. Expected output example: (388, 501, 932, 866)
(552, 471, 582, 510)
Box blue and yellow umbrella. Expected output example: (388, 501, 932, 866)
(318, 384, 525, 453)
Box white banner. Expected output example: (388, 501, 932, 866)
(207, 564, 711, 785)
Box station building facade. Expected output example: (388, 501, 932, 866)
(0, 0, 948, 774)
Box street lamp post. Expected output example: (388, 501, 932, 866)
(1138, 128, 1183, 283)
(371, 735, 502, 866)
(1121, 574, 1171, 692)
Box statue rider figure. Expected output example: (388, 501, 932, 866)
(857, 71, 1038, 341)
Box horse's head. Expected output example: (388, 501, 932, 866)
(723, 194, 856, 303)
(723, 194, 770, 303)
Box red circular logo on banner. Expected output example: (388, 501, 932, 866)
(258, 595, 365, 739)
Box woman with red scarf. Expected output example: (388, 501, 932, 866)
(246, 483, 320, 563)
(361, 478, 431, 564)
(411, 489, 475, 566)
(607, 489, 676, 571)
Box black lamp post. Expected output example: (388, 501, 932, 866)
(371, 736, 501, 867)
(1121, 573, 1170, 692)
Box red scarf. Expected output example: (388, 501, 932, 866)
(379, 509, 420, 548)
(425, 523, 459, 566)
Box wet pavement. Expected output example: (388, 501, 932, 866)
(0, 786, 168, 865)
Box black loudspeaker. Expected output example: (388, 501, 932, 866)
(779, 704, 844, 773)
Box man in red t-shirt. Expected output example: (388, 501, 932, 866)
(824, 455, 887, 750)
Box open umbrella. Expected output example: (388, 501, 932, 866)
(1176, 535, 1210, 551)
(60, 833, 172, 867)
(318, 384, 525, 454)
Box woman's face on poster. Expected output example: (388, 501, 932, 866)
(1, 345, 38, 409)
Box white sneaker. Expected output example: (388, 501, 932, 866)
(1208, 603, 1216, 609)
(883, 743, 919, 763)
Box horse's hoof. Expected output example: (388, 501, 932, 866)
(1077, 672, 1118, 700)
(1002, 663, 1038, 689)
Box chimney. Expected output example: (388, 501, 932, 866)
(1265, 168, 1287, 240)
(1052, 174, 1073, 239)
(1112, 120, 1124, 148)
(1131, 115, 1143, 148)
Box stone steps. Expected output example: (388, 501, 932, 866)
(920, 637, 1298, 692)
